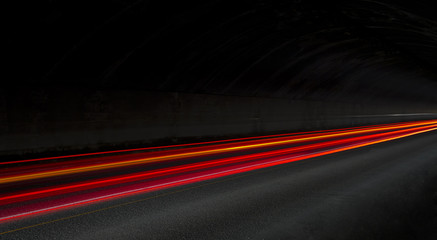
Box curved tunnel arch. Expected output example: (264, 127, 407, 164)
(34, 0, 437, 103)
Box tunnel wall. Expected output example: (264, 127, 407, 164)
(1, 87, 436, 157)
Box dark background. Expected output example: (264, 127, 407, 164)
(6, 0, 437, 100)
(3, 0, 437, 156)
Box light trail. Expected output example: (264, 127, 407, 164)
(1, 119, 427, 175)
(0, 120, 436, 222)
(1, 120, 436, 184)
(1, 123, 435, 205)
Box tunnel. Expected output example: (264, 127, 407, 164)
(2, 0, 437, 239)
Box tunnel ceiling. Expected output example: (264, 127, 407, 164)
(9, 0, 437, 103)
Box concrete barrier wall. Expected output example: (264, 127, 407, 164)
(0, 87, 436, 157)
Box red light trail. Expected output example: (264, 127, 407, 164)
(0, 120, 436, 222)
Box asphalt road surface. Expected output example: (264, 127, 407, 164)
(1, 131, 437, 239)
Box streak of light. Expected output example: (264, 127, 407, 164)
(0, 123, 434, 205)
(1, 120, 436, 184)
(0, 122, 436, 222)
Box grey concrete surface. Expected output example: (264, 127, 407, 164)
(1, 130, 437, 239)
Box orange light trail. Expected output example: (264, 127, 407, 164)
(0, 120, 436, 222)
(0, 123, 435, 205)
(1, 120, 436, 185)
